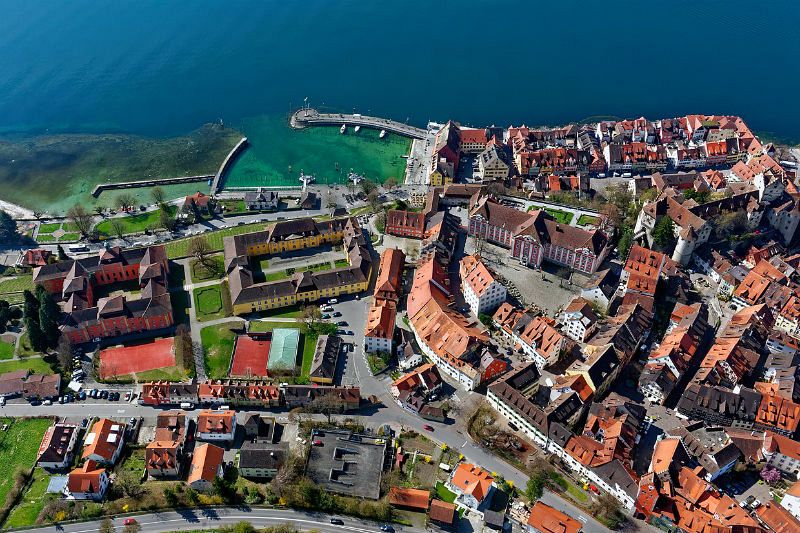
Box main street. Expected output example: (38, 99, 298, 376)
(23, 507, 421, 533)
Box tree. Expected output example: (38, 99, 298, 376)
(301, 305, 322, 332)
(383, 177, 398, 191)
(123, 523, 141, 533)
(760, 466, 781, 484)
(99, 517, 115, 533)
(186, 487, 200, 505)
(38, 286, 61, 349)
(367, 190, 382, 214)
(591, 493, 625, 529)
(66, 204, 93, 237)
(0, 210, 20, 245)
(163, 486, 179, 506)
(715, 210, 747, 239)
(188, 236, 212, 267)
(652, 216, 676, 249)
(617, 226, 634, 259)
(116, 193, 136, 211)
(526, 476, 544, 501)
(110, 218, 126, 239)
(159, 209, 177, 232)
(151, 186, 166, 206)
(23, 289, 46, 353)
(94, 206, 105, 217)
(56, 336, 74, 373)
(213, 475, 236, 503)
(360, 179, 377, 196)
(56, 244, 68, 261)
(116, 470, 145, 498)
(324, 191, 337, 216)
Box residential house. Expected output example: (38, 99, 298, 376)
(527, 502, 582, 533)
(180, 191, 215, 221)
(196, 410, 237, 442)
(364, 299, 396, 354)
(559, 297, 599, 343)
(37, 423, 79, 470)
(460, 255, 506, 316)
(493, 303, 568, 370)
(477, 144, 510, 181)
(82, 418, 125, 465)
(580, 269, 617, 312)
(65, 460, 109, 501)
(188, 443, 225, 492)
(447, 463, 494, 513)
(244, 188, 280, 211)
(763, 432, 800, 477)
(238, 442, 285, 479)
(666, 423, 741, 481)
(16, 248, 52, 268)
(146, 411, 188, 478)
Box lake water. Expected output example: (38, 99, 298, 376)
(0, 0, 799, 197)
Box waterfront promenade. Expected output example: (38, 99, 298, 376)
(290, 107, 427, 139)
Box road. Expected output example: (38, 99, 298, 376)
(23, 507, 420, 533)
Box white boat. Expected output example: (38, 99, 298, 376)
(340, 124, 346, 134)
(379, 129, 387, 138)
(354, 125, 361, 133)
(299, 173, 316, 187)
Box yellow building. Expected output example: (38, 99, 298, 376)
(429, 168, 454, 187)
(225, 217, 373, 315)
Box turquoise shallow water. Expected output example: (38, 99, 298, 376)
(0, 0, 798, 142)
(224, 115, 411, 188)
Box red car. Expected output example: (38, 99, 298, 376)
(123, 518, 137, 526)
(423, 424, 434, 431)
(312, 439, 323, 446)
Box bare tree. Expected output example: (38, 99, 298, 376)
(324, 191, 337, 216)
(56, 336, 74, 373)
(93, 205, 105, 217)
(110, 218, 125, 240)
(66, 204, 93, 237)
(116, 193, 136, 212)
(188, 236, 213, 267)
(367, 190, 381, 214)
(383, 177, 398, 191)
(301, 304, 322, 331)
(32, 211, 43, 220)
(151, 186, 166, 206)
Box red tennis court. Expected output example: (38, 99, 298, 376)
(99, 337, 175, 379)
(230, 335, 271, 377)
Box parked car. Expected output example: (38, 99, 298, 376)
(100, 390, 109, 399)
(328, 299, 338, 304)
(29, 399, 41, 406)
(78, 391, 87, 401)
(380, 525, 394, 532)
(336, 321, 347, 326)
(332, 311, 342, 317)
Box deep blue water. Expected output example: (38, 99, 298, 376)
(1, 0, 799, 141)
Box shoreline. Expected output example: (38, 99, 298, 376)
(0, 197, 34, 219)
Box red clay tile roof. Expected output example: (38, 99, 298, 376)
(527, 501, 582, 533)
(450, 463, 493, 503)
(388, 487, 430, 510)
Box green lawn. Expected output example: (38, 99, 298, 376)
(0, 419, 53, 510)
(60, 233, 80, 241)
(301, 332, 318, 377)
(0, 275, 34, 295)
(165, 222, 270, 259)
(565, 482, 589, 503)
(334, 259, 350, 268)
(435, 481, 457, 504)
(0, 340, 14, 360)
(37, 222, 62, 233)
(119, 447, 146, 476)
(528, 205, 574, 224)
(247, 320, 302, 333)
(577, 214, 600, 226)
(200, 322, 239, 379)
(95, 206, 177, 236)
(264, 270, 291, 282)
(0, 357, 52, 375)
(190, 256, 225, 282)
(193, 284, 230, 322)
(16, 332, 39, 357)
(4, 468, 55, 528)
(254, 304, 304, 319)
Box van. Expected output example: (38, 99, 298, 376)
(180, 402, 194, 410)
(328, 299, 338, 304)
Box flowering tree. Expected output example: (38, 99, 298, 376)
(760, 466, 781, 484)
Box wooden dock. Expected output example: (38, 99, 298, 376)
(290, 108, 427, 139)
